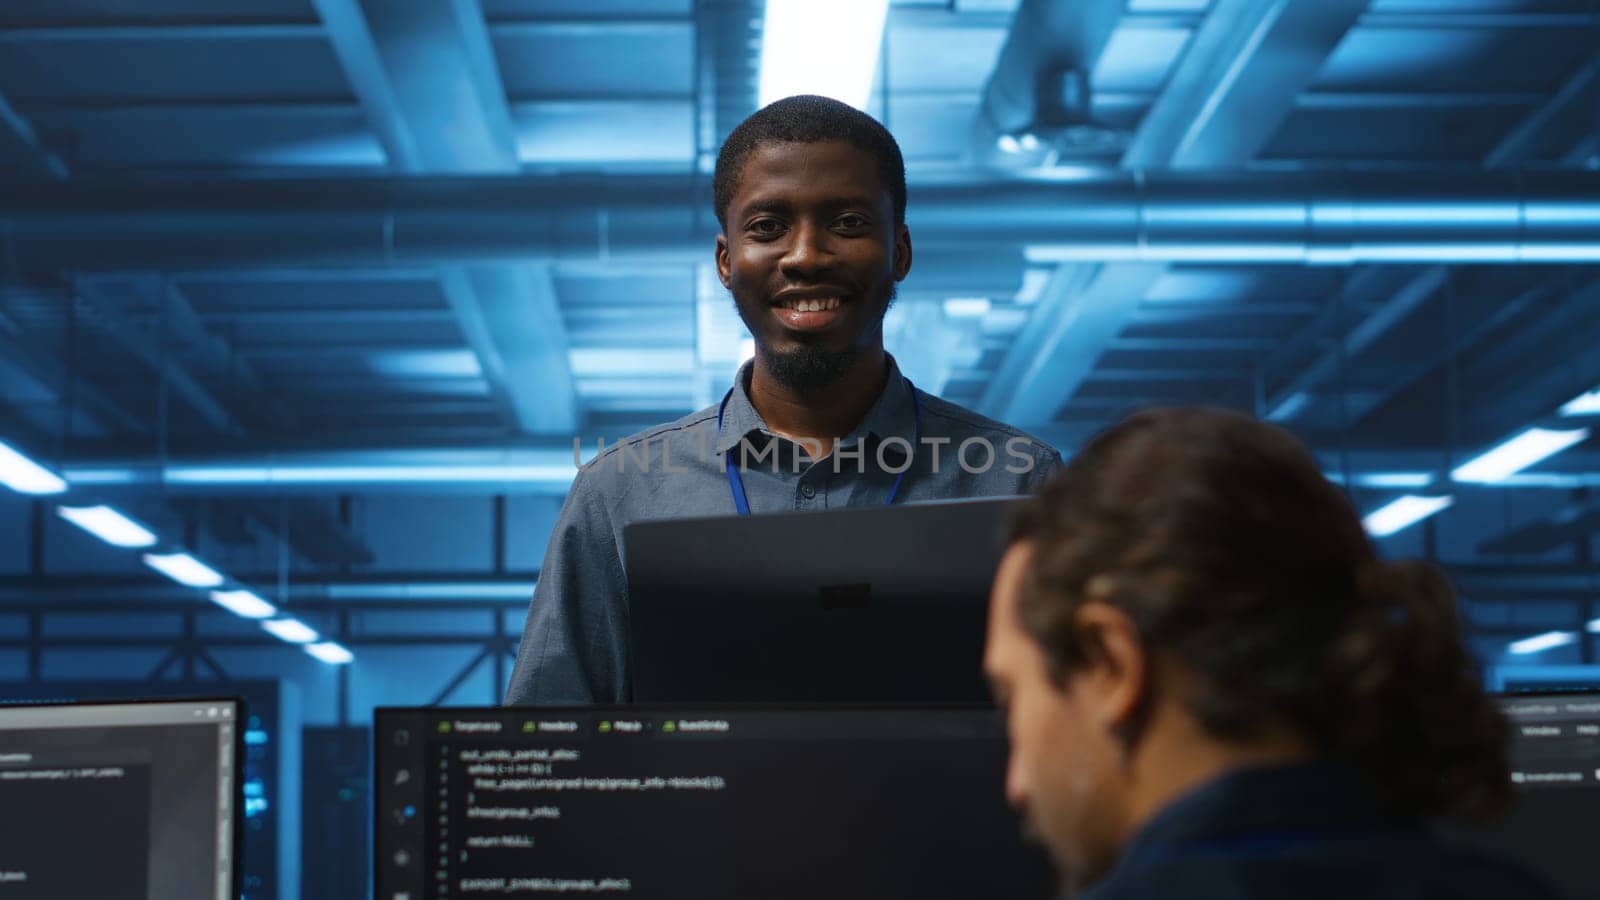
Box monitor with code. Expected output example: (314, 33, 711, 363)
(0, 697, 243, 900)
(375, 705, 1053, 900)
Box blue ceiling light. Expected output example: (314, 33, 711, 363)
(759, 0, 890, 110)
(1559, 387, 1600, 417)
(1451, 427, 1591, 485)
(1353, 473, 1436, 489)
(262, 618, 319, 645)
(142, 552, 227, 589)
(57, 505, 159, 549)
(942, 298, 992, 319)
(165, 463, 576, 486)
(1362, 495, 1454, 538)
(209, 589, 278, 620)
(1266, 392, 1310, 423)
(0, 440, 67, 495)
(304, 642, 354, 665)
(1507, 631, 1578, 656)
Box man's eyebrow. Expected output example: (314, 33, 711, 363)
(737, 195, 881, 218)
(738, 197, 793, 218)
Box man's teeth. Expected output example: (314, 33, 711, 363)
(783, 298, 841, 312)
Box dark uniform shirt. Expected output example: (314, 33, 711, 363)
(1082, 761, 1562, 900)
(504, 355, 1061, 704)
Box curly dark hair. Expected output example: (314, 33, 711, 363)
(712, 94, 907, 231)
(1009, 407, 1511, 823)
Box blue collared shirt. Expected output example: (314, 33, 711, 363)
(504, 355, 1062, 704)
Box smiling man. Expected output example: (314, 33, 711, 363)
(504, 95, 1061, 705)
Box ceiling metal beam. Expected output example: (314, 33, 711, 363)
(0, 24, 326, 42)
(1358, 11, 1600, 30)
(72, 276, 310, 436)
(1110, 336, 1276, 352)
(311, 0, 576, 435)
(1262, 267, 1450, 425)
(157, 279, 298, 432)
(54, 444, 1600, 494)
(0, 87, 68, 180)
(0, 309, 149, 437)
(977, 0, 1369, 429)
(439, 265, 575, 434)
(1337, 274, 1563, 432)
(1299, 91, 1545, 111)
(1462, 278, 1600, 439)
(977, 264, 1165, 424)
(1485, 59, 1600, 169)
(69, 278, 244, 437)
(1250, 53, 1600, 431)
(1122, 0, 1368, 169)
(7, 171, 1600, 267)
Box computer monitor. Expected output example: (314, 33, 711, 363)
(624, 497, 1025, 702)
(0, 697, 243, 900)
(1459, 691, 1600, 900)
(375, 705, 1054, 900)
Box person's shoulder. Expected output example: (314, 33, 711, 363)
(915, 391, 1061, 464)
(1423, 840, 1565, 900)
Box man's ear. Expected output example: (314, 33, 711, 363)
(1069, 591, 1148, 739)
(715, 233, 732, 289)
(893, 223, 913, 282)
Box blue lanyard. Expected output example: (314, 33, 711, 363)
(715, 377, 921, 516)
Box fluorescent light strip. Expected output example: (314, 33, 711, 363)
(759, 0, 890, 110)
(142, 552, 226, 589)
(1560, 387, 1600, 417)
(1451, 427, 1590, 484)
(262, 618, 319, 644)
(1362, 495, 1454, 538)
(943, 298, 992, 319)
(57, 505, 158, 548)
(1354, 473, 1436, 489)
(209, 589, 277, 620)
(1267, 392, 1309, 423)
(1588, 617, 1600, 634)
(163, 465, 577, 485)
(0, 440, 67, 495)
(1508, 631, 1578, 656)
(304, 642, 354, 665)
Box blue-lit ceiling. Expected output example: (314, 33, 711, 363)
(0, 0, 1598, 666)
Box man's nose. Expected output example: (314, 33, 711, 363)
(779, 219, 833, 277)
(1004, 754, 1029, 809)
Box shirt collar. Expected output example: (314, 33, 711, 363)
(713, 353, 918, 455)
(1109, 760, 1392, 879)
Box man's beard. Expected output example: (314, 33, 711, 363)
(745, 282, 896, 393)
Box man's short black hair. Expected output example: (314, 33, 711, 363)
(713, 94, 907, 231)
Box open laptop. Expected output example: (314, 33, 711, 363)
(623, 497, 1025, 702)
(376, 704, 1054, 900)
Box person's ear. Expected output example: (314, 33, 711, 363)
(715, 233, 732, 289)
(893, 223, 912, 282)
(1070, 579, 1148, 739)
